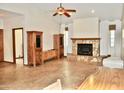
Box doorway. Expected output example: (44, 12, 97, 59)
(12, 28, 24, 65)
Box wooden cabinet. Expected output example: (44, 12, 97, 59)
(53, 34, 64, 59)
(0, 29, 4, 62)
(27, 31, 43, 66)
(43, 49, 57, 61)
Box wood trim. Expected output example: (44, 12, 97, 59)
(32, 32, 36, 67)
(12, 28, 24, 64)
(0, 29, 4, 61)
(54, 34, 64, 36)
(71, 38, 100, 40)
(27, 31, 43, 33)
(12, 29, 16, 63)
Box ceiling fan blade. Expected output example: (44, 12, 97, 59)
(53, 12, 58, 16)
(66, 9, 76, 12)
(64, 12, 70, 17)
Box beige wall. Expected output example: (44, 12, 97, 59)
(73, 17, 99, 38)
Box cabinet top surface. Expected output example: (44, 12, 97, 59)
(27, 31, 43, 33)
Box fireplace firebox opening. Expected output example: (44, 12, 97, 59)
(77, 44, 93, 56)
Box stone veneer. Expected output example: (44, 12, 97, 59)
(67, 54, 103, 65)
(67, 38, 101, 64)
(71, 38, 100, 56)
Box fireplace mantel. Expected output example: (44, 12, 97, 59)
(71, 38, 100, 40)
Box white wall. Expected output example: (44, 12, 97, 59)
(73, 17, 99, 38)
(100, 21, 109, 55)
(100, 20, 122, 57)
(113, 20, 121, 57)
(24, 7, 59, 64)
(24, 7, 59, 50)
(61, 17, 99, 54)
(121, 5, 124, 60)
(67, 23, 73, 54)
(0, 19, 3, 29)
(61, 23, 73, 55)
(0, 4, 59, 64)
(3, 16, 24, 62)
(122, 28, 124, 59)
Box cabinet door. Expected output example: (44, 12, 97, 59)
(35, 49, 42, 64)
(35, 33, 42, 64)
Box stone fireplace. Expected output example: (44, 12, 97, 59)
(71, 38, 100, 56)
(67, 38, 102, 65)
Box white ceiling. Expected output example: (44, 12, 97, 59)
(0, 9, 22, 19)
(0, 3, 123, 24)
(36, 3, 123, 23)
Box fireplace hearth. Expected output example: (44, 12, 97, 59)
(77, 44, 93, 56)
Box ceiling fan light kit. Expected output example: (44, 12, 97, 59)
(53, 3, 76, 17)
(57, 7, 65, 14)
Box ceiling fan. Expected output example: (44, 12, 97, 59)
(53, 3, 76, 17)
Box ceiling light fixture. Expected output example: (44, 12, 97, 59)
(57, 7, 65, 15)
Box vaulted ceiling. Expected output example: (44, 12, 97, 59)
(36, 3, 123, 23)
(0, 9, 22, 19)
(0, 3, 123, 24)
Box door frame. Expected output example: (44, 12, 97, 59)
(12, 28, 24, 64)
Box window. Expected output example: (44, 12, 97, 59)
(109, 25, 116, 47)
(110, 30, 115, 47)
(64, 26, 69, 56)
